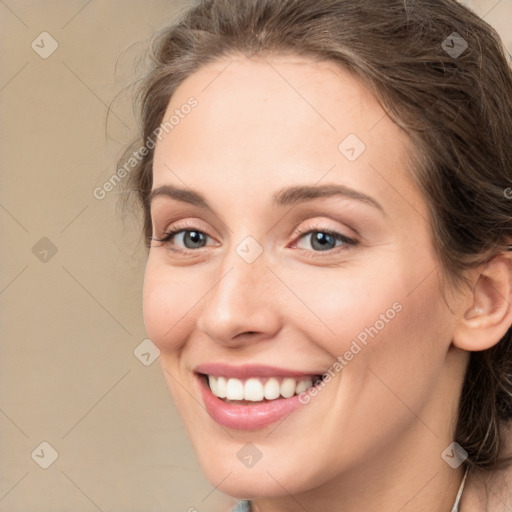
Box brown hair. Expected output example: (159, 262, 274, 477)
(120, 0, 512, 471)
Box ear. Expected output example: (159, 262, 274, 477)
(453, 253, 512, 351)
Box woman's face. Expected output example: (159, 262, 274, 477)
(143, 55, 467, 499)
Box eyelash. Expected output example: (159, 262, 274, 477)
(150, 222, 358, 258)
(290, 225, 358, 258)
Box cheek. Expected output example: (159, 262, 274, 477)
(283, 257, 450, 386)
(330, 271, 451, 440)
(142, 258, 198, 353)
(275, 261, 402, 356)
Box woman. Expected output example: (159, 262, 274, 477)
(120, 0, 512, 510)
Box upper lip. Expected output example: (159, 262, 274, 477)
(194, 363, 322, 379)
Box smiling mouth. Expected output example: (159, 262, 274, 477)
(199, 373, 324, 403)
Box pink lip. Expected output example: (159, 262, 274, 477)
(196, 373, 308, 430)
(194, 362, 321, 379)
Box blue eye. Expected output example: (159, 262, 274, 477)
(150, 225, 358, 255)
(294, 228, 357, 252)
(150, 228, 211, 250)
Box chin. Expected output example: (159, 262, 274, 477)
(197, 452, 326, 499)
(204, 469, 296, 499)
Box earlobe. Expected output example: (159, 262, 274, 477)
(453, 253, 512, 352)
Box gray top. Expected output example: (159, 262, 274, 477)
(230, 500, 251, 512)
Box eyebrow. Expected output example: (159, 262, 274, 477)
(148, 183, 385, 214)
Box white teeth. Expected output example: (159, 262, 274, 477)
(216, 376, 227, 398)
(295, 378, 313, 394)
(208, 375, 217, 396)
(264, 378, 280, 400)
(244, 378, 264, 401)
(226, 378, 244, 400)
(207, 375, 317, 402)
(280, 377, 296, 398)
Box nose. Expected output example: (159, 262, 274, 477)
(195, 247, 282, 347)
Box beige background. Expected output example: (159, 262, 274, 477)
(0, 1, 511, 511)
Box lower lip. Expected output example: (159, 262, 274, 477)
(197, 374, 307, 430)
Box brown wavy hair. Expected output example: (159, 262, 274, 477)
(119, 0, 512, 471)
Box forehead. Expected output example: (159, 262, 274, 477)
(157, 54, 384, 157)
(151, 54, 424, 220)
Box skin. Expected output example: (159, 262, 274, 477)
(142, 54, 512, 511)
